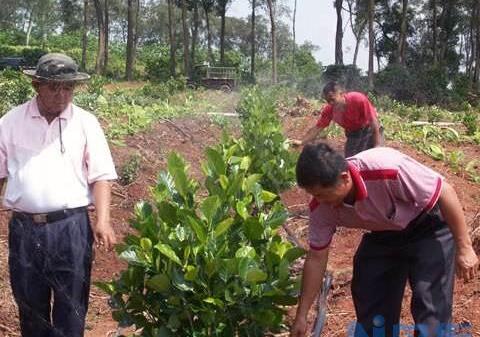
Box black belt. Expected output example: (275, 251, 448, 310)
(13, 206, 87, 224)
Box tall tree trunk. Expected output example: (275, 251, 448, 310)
(93, 0, 106, 74)
(182, 0, 189, 76)
(438, 0, 454, 63)
(250, 0, 256, 80)
(292, 0, 297, 70)
(167, 0, 176, 77)
(468, 8, 475, 78)
(81, 0, 88, 70)
(104, 0, 109, 72)
(220, 9, 226, 64)
(334, 0, 344, 65)
(25, 8, 34, 46)
(474, 0, 480, 88)
(368, 0, 374, 89)
(397, 0, 408, 65)
(432, 0, 438, 66)
(353, 21, 366, 66)
(204, 7, 213, 63)
(126, 0, 136, 80)
(266, 0, 277, 84)
(346, 0, 365, 67)
(191, 2, 199, 68)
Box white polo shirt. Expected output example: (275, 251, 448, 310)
(0, 97, 117, 213)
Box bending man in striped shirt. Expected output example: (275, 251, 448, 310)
(290, 143, 478, 337)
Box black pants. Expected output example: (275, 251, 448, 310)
(351, 205, 455, 337)
(345, 125, 385, 157)
(8, 209, 93, 337)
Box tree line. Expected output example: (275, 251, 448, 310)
(1, 0, 479, 106)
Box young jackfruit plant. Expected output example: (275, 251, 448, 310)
(98, 151, 304, 337)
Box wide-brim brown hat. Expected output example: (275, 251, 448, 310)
(23, 53, 90, 82)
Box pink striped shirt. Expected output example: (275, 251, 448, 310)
(0, 97, 117, 213)
(308, 147, 443, 250)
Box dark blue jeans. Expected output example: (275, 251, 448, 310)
(8, 209, 93, 337)
(351, 204, 455, 337)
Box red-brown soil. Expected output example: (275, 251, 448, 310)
(0, 108, 479, 337)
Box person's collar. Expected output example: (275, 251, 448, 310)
(28, 96, 73, 120)
(347, 161, 368, 201)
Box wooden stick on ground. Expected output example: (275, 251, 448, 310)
(159, 117, 194, 141)
(311, 272, 333, 337)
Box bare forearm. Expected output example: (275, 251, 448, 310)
(438, 182, 472, 249)
(296, 249, 329, 318)
(0, 178, 5, 196)
(302, 126, 322, 145)
(92, 180, 112, 225)
(371, 118, 382, 146)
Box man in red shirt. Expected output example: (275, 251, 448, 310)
(290, 143, 478, 337)
(296, 82, 383, 157)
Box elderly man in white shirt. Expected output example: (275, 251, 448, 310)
(0, 53, 117, 337)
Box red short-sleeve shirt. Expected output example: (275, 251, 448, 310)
(316, 92, 378, 132)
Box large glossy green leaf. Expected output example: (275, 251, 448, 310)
(154, 243, 182, 265)
(246, 268, 267, 283)
(157, 201, 178, 225)
(284, 246, 306, 262)
(278, 259, 289, 281)
(184, 265, 198, 281)
(235, 246, 256, 259)
(134, 201, 153, 219)
(270, 241, 289, 259)
(200, 195, 221, 224)
(244, 217, 264, 241)
(187, 216, 207, 243)
(119, 249, 142, 265)
(214, 218, 234, 238)
(264, 203, 288, 228)
(203, 297, 225, 308)
(236, 201, 249, 220)
(140, 238, 152, 251)
(206, 148, 226, 175)
(240, 156, 251, 170)
(243, 174, 262, 193)
(261, 190, 277, 203)
(146, 274, 170, 293)
(167, 153, 189, 197)
(219, 175, 229, 189)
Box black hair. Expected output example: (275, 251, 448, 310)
(322, 81, 344, 98)
(296, 143, 348, 188)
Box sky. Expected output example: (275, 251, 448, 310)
(227, 0, 370, 73)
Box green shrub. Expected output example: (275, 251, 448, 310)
(99, 152, 303, 336)
(462, 111, 478, 135)
(0, 70, 35, 116)
(237, 87, 298, 193)
(119, 153, 141, 186)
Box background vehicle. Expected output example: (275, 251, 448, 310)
(0, 57, 28, 70)
(187, 64, 237, 92)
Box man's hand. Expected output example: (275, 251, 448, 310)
(289, 139, 303, 147)
(290, 315, 308, 337)
(456, 245, 479, 282)
(93, 220, 116, 251)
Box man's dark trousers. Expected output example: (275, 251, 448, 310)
(351, 205, 456, 337)
(8, 208, 93, 337)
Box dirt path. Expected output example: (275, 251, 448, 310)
(0, 109, 479, 337)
